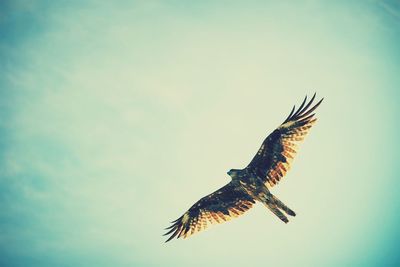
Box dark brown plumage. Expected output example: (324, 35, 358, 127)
(165, 93, 323, 242)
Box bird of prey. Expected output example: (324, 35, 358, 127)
(164, 94, 323, 242)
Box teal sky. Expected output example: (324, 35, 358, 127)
(1, 1, 400, 266)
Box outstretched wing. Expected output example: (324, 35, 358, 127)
(164, 182, 255, 242)
(246, 93, 323, 188)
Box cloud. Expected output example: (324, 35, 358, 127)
(1, 1, 400, 266)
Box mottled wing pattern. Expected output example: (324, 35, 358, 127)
(247, 93, 323, 188)
(164, 182, 255, 242)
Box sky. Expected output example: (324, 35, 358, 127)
(0, 0, 400, 266)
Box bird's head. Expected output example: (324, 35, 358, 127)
(227, 169, 241, 179)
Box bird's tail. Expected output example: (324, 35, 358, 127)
(263, 194, 296, 223)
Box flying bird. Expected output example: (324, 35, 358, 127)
(164, 93, 323, 242)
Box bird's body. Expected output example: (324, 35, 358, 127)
(165, 94, 323, 242)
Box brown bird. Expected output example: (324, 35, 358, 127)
(164, 94, 323, 242)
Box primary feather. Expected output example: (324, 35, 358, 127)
(165, 93, 323, 242)
(247, 93, 323, 187)
(164, 182, 255, 242)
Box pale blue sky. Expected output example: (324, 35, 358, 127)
(0, 1, 399, 266)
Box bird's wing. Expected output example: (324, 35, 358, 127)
(246, 93, 323, 188)
(164, 182, 255, 242)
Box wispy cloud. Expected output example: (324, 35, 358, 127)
(0, 1, 399, 266)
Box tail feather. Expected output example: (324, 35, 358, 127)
(271, 195, 296, 217)
(263, 193, 296, 223)
(266, 203, 289, 223)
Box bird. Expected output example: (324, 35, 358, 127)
(164, 93, 323, 242)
